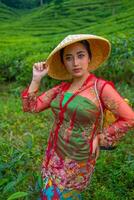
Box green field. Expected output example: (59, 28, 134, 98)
(0, 0, 134, 84)
(0, 0, 134, 199)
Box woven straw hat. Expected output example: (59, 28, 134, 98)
(46, 34, 111, 80)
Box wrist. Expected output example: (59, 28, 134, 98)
(32, 77, 41, 84)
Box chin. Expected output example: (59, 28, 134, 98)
(72, 73, 83, 77)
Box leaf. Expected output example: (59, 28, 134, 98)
(0, 178, 8, 186)
(7, 192, 28, 200)
(3, 181, 16, 193)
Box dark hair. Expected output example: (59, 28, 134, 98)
(60, 40, 92, 64)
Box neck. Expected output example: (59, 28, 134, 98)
(72, 72, 90, 85)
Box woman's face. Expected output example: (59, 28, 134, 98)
(63, 42, 90, 78)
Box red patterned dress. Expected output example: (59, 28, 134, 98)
(21, 74, 134, 199)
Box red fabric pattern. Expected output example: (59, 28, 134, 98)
(99, 80, 134, 146)
(21, 75, 134, 153)
(21, 82, 65, 112)
(21, 75, 134, 151)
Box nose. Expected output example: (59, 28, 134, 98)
(73, 57, 79, 66)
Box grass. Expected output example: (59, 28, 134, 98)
(0, 89, 52, 199)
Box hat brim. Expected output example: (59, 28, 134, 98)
(46, 34, 111, 80)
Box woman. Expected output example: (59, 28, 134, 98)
(21, 34, 134, 200)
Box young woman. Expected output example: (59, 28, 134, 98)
(21, 34, 134, 200)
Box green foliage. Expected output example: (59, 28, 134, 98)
(0, 0, 134, 86)
(95, 36, 134, 86)
(1, 0, 40, 9)
(0, 35, 133, 87)
(7, 192, 28, 200)
(82, 139, 134, 200)
(0, 0, 57, 9)
(0, 91, 53, 199)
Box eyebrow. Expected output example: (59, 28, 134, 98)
(65, 51, 86, 57)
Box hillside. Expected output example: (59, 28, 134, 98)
(0, 0, 134, 83)
(1, 1, 134, 36)
(0, 2, 20, 22)
(18, 0, 134, 36)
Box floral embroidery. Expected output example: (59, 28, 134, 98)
(42, 151, 96, 191)
(103, 96, 119, 114)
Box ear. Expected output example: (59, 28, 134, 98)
(88, 57, 91, 63)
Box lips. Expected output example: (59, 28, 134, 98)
(73, 68, 81, 72)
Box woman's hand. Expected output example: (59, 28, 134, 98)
(99, 133, 110, 147)
(32, 61, 49, 82)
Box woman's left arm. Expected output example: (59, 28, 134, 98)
(100, 83, 134, 146)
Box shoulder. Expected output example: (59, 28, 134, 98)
(92, 75, 115, 98)
(53, 81, 69, 92)
(94, 75, 115, 91)
(59, 81, 70, 88)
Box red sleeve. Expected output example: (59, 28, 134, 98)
(100, 82, 134, 146)
(21, 82, 65, 113)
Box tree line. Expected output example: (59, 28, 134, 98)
(0, 0, 63, 9)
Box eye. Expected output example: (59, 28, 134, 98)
(65, 56, 72, 61)
(78, 54, 85, 58)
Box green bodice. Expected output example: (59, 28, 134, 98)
(62, 92, 73, 106)
(50, 92, 99, 162)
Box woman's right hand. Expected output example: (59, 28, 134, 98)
(32, 61, 49, 82)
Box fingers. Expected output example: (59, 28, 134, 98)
(95, 146, 100, 161)
(33, 62, 44, 71)
(43, 61, 49, 69)
(99, 133, 110, 147)
(33, 61, 49, 71)
(92, 135, 100, 160)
